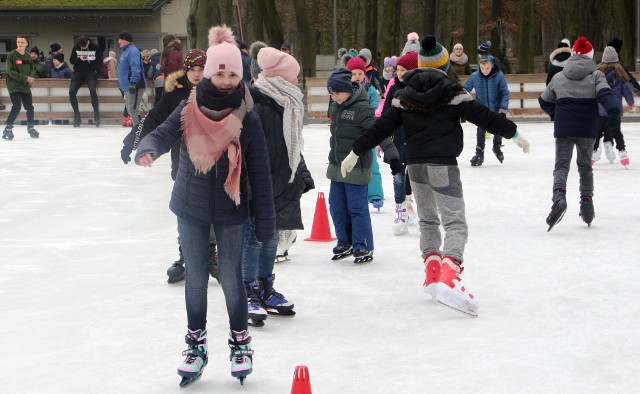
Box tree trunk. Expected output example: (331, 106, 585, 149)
(379, 0, 397, 61)
(292, 0, 317, 77)
(255, 0, 284, 46)
(462, 0, 478, 61)
(363, 0, 379, 64)
(422, 0, 436, 36)
(517, 0, 536, 73)
(187, 0, 235, 50)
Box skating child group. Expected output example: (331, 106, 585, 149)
(6, 27, 631, 388)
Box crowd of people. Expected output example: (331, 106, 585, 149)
(2, 28, 636, 389)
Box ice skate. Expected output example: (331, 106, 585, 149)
(591, 146, 601, 165)
(121, 115, 128, 127)
(73, 113, 82, 128)
(229, 330, 253, 385)
(423, 252, 442, 302)
(470, 146, 484, 166)
(2, 125, 14, 140)
(353, 249, 374, 264)
(166, 246, 184, 284)
(258, 274, 295, 316)
(404, 198, 417, 224)
(209, 243, 219, 283)
(579, 196, 595, 226)
(492, 144, 504, 163)
(275, 230, 297, 262)
(604, 141, 616, 163)
(393, 203, 409, 236)
(371, 199, 383, 211)
(331, 244, 353, 260)
(246, 281, 267, 327)
(27, 125, 39, 138)
(619, 150, 630, 167)
(435, 257, 478, 317)
(177, 328, 208, 387)
(546, 188, 567, 232)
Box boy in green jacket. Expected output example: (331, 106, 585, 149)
(3, 35, 39, 140)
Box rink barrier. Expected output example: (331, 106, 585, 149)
(0, 78, 154, 123)
(304, 73, 640, 119)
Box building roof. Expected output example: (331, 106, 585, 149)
(0, 0, 170, 16)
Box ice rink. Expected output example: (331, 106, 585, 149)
(1, 120, 639, 393)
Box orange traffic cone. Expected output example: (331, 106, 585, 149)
(291, 365, 312, 394)
(304, 192, 336, 242)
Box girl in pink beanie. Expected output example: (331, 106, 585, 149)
(135, 24, 275, 388)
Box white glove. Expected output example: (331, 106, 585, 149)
(512, 132, 530, 153)
(341, 151, 359, 177)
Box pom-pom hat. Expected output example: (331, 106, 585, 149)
(384, 56, 396, 68)
(572, 36, 594, 59)
(396, 51, 418, 71)
(257, 47, 300, 84)
(477, 41, 491, 55)
(418, 35, 450, 71)
(203, 25, 242, 79)
(608, 37, 623, 54)
(183, 49, 207, 72)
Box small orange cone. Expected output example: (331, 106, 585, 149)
(304, 192, 336, 242)
(291, 365, 312, 394)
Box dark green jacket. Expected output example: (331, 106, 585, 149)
(31, 58, 49, 78)
(6, 50, 33, 93)
(326, 85, 377, 185)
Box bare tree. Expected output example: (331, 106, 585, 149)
(292, 0, 317, 76)
(187, 0, 235, 50)
(462, 0, 478, 60)
(517, 0, 536, 73)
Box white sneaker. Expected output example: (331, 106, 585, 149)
(591, 147, 601, 165)
(393, 204, 409, 235)
(276, 230, 297, 259)
(604, 141, 616, 163)
(619, 150, 630, 167)
(435, 257, 479, 316)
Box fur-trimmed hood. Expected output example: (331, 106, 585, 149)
(549, 46, 571, 62)
(164, 70, 189, 93)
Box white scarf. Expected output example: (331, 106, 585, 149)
(254, 74, 304, 183)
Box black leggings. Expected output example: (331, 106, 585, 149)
(594, 116, 626, 151)
(7, 92, 34, 126)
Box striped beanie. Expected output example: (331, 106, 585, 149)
(418, 35, 450, 71)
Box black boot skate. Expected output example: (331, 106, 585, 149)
(258, 274, 295, 316)
(94, 112, 101, 128)
(492, 144, 504, 163)
(579, 196, 595, 226)
(331, 244, 353, 260)
(27, 125, 39, 138)
(2, 125, 14, 140)
(546, 188, 567, 232)
(209, 243, 219, 283)
(73, 113, 81, 128)
(167, 246, 185, 284)
(470, 146, 484, 166)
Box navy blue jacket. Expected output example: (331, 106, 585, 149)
(464, 65, 509, 112)
(135, 96, 276, 242)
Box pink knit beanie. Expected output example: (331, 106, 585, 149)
(257, 47, 300, 84)
(203, 25, 242, 79)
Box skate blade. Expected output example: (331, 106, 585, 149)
(179, 373, 203, 388)
(436, 298, 479, 317)
(275, 256, 290, 263)
(331, 250, 353, 260)
(354, 256, 373, 264)
(265, 308, 296, 317)
(546, 210, 566, 232)
(248, 319, 265, 327)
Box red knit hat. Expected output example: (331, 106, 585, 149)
(396, 51, 418, 70)
(572, 36, 594, 59)
(346, 56, 366, 73)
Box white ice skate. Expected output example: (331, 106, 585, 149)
(604, 141, 616, 163)
(435, 257, 479, 317)
(404, 198, 417, 224)
(619, 150, 630, 167)
(393, 203, 409, 236)
(591, 146, 601, 165)
(275, 230, 297, 262)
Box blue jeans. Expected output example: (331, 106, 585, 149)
(329, 181, 373, 251)
(242, 217, 279, 282)
(178, 216, 247, 331)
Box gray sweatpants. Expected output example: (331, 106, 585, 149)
(408, 163, 468, 263)
(553, 137, 594, 198)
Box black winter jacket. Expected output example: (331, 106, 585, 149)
(353, 68, 518, 166)
(69, 40, 101, 73)
(251, 88, 315, 230)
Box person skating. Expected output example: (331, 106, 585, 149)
(135, 25, 275, 387)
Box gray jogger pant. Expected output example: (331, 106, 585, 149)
(553, 137, 594, 198)
(408, 164, 467, 263)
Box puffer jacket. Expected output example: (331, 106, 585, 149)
(539, 55, 621, 138)
(597, 69, 634, 117)
(135, 85, 275, 241)
(464, 65, 509, 112)
(50, 62, 73, 79)
(251, 88, 315, 230)
(353, 68, 518, 166)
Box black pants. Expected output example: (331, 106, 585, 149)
(594, 116, 626, 151)
(476, 127, 503, 149)
(69, 71, 99, 116)
(7, 92, 34, 126)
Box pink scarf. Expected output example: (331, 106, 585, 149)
(181, 85, 252, 205)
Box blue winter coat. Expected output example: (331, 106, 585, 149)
(464, 66, 509, 112)
(134, 88, 276, 242)
(50, 63, 73, 79)
(598, 69, 634, 117)
(117, 43, 146, 91)
(539, 55, 621, 138)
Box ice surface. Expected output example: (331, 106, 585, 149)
(1, 121, 639, 393)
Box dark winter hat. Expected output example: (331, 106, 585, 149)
(183, 48, 207, 72)
(52, 53, 64, 63)
(608, 37, 623, 54)
(396, 51, 418, 71)
(30, 46, 40, 55)
(479, 54, 494, 65)
(280, 43, 291, 51)
(327, 68, 354, 94)
(118, 31, 133, 43)
(238, 41, 249, 51)
(419, 35, 450, 71)
(477, 40, 492, 55)
(557, 38, 570, 48)
(601, 46, 619, 63)
(50, 42, 62, 53)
